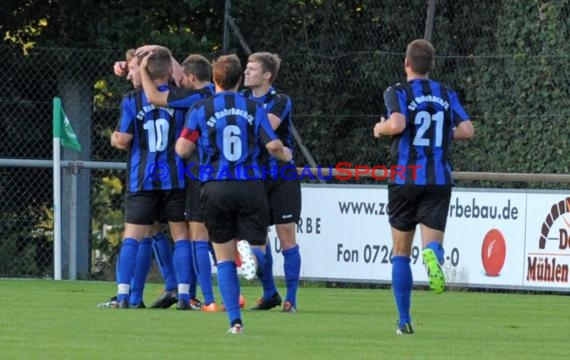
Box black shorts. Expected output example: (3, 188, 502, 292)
(201, 180, 269, 245)
(264, 177, 302, 225)
(388, 184, 452, 232)
(125, 189, 186, 225)
(185, 179, 205, 222)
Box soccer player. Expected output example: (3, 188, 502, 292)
(373, 39, 475, 334)
(175, 54, 292, 333)
(243, 52, 301, 313)
(98, 48, 180, 309)
(108, 48, 181, 309)
(111, 47, 190, 309)
(140, 53, 219, 311)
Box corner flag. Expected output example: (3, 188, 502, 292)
(52, 96, 82, 280)
(53, 97, 82, 151)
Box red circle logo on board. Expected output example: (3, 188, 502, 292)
(481, 228, 506, 276)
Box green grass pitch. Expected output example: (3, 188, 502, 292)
(0, 279, 568, 359)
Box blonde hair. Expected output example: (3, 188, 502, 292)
(125, 49, 136, 62)
(248, 52, 281, 84)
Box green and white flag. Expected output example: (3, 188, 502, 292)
(53, 97, 81, 151)
(52, 97, 82, 280)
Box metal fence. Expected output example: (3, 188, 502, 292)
(1, 1, 570, 279)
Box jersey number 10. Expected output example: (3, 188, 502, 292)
(143, 119, 170, 152)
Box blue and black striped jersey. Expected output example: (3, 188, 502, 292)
(383, 79, 470, 185)
(116, 85, 186, 192)
(185, 91, 278, 181)
(165, 84, 215, 178)
(244, 86, 294, 174)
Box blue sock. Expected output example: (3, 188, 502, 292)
(425, 241, 445, 264)
(152, 233, 177, 291)
(392, 256, 412, 327)
(260, 242, 278, 300)
(194, 240, 215, 304)
(173, 240, 192, 303)
(130, 238, 152, 306)
(189, 243, 197, 299)
(283, 245, 301, 306)
(217, 261, 241, 326)
(117, 238, 139, 302)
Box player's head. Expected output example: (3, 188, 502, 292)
(405, 39, 435, 76)
(125, 48, 140, 88)
(125, 47, 160, 88)
(146, 47, 173, 82)
(181, 54, 212, 89)
(244, 52, 281, 88)
(212, 54, 242, 91)
(125, 49, 136, 63)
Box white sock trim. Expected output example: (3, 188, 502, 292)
(118, 284, 130, 295)
(178, 284, 190, 294)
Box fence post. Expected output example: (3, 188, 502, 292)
(68, 162, 79, 280)
(424, 0, 437, 42)
(223, 0, 231, 52)
(60, 82, 92, 280)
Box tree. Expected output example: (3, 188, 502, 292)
(2, 0, 223, 54)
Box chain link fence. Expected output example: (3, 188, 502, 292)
(1, 0, 570, 278)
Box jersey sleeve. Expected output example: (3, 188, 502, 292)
(185, 103, 202, 130)
(179, 104, 202, 143)
(268, 93, 292, 120)
(167, 87, 205, 109)
(115, 96, 135, 134)
(449, 91, 470, 125)
(257, 106, 278, 145)
(383, 86, 403, 115)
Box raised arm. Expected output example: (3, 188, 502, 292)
(139, 53, 169, 107)
(136, 45, 184, 87)
(113, 61, 128, 77)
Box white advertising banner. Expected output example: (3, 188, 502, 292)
(523, 194, 570, 289)
(444, 190, 526, 288)
(267, 185, 568, 292)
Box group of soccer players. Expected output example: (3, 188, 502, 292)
(106, 38, 474, 336)
(108, 45, 302, 334)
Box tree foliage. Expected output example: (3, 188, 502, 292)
(2, 0, 222, 55)
(460, 0, 570, 183)
(3, 0, 569, 175)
